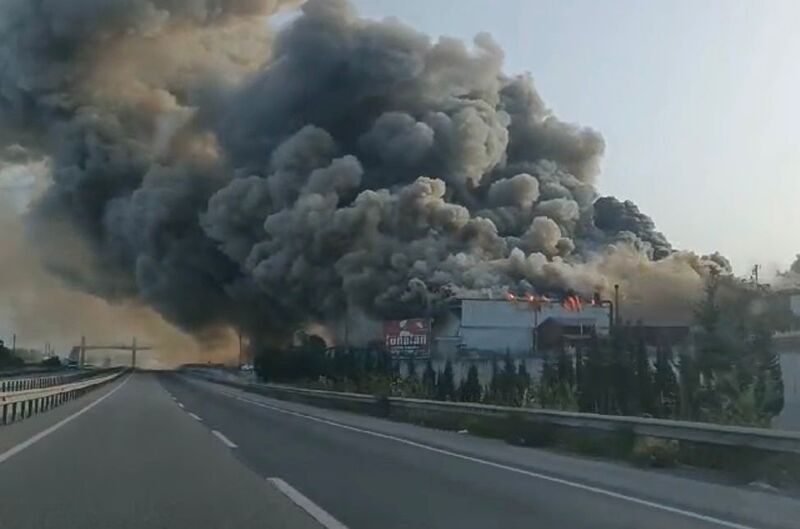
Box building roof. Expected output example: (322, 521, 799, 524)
(540, 317, 597, 327)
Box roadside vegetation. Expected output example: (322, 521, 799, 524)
(0, 340, 24, 369)
(256, 273, 788, 429)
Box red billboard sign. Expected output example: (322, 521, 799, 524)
(383, 319, 430, 358)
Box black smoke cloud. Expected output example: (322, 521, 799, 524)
(593, 197, 672, 259)
(1, 0, 717, 342)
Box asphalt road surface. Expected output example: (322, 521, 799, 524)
(3, 372, 800, 529)
(159, 373, 800, 529)
(0, 373, 325, 529)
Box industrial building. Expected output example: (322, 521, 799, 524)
(433, 298, 612, 356)
(790, 292, 800, 317)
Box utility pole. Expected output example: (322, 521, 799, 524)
(238, 330, 243, 367)
(12, 333, 16, 356)
(80, 335, 86, 367)
(131, 337, 137, 369)
(752, 264, 760, 287)
(613, 284, 620, 328)
(344, 309, 350, 353)
(425, 295, 433, 357)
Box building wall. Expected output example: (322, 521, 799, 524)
(451, 299, 610, 355)
(791, 295, 800, 317)
(459, 327, 533, 355)
(461, 299, 611, 333)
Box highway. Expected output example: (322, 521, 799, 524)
(2, 372, 800, 528)
(0, 374, 324, 529)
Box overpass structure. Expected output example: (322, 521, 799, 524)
(76, 336, 153, 368)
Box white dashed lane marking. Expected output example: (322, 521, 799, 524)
(211, 430, 237, 448)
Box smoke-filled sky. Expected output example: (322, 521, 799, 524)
(349, 0, 800, 277)
(0, 0, 796, 361)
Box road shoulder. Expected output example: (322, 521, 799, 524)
(183, 374, 800, 529)
(0, 373, 328, 529)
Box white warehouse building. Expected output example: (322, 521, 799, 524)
(435, 298, 612, 356)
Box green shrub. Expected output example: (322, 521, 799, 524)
(630, 436, 679, 467)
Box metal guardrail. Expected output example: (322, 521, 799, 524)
(0, 367, 123, 394)
(0, 366, 69, 379)
(1, 372, 79, 392)
(388, 397, 800, 454)
(186, 370, 800, 456)
(1, 369, 125, 425)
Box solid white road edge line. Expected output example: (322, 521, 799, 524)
(0, 375, 131, 466)
(188, 412, 202, 421)
(227, 391, 755, 529)
(268, 477, 349, 529)
(211, 430, 238, 448)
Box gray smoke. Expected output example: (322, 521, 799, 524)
(0, 0, 719, 344)
(791, 256, 800, 275)
(593, 196, 672, 259)
(773, 255, 800, 290)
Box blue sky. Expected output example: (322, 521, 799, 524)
(351, 0, 800, 276)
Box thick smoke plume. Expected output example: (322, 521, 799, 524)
(0, 185, 236, 367)
(0, 0, 723, 353)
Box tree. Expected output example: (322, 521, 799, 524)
(574, 345, 584, 395)
(41, 356, 62, 368)
(517, 361, 531, 387)
(0, 339, 23, 369)
(489, 356, 501, 400)
(633, 329, 654, 415)
(495, 352, 519, 405)
(688, 274, 786, 424)
(422, 359, 437, 397)
(459, 364, 482, 402)
(607, 326, 635, 415)
(677, 353, 701, 420)
(406, 359, 418, 381)
(752, 325, 784, 418)
(350, 349, 367, 387)
(715, 369, 772, 427)
(578, 334, 605, 413)
(540, 352, 558, 388)
(556, 345, 575, 389)
(436, 360, 456, 401)
(363, 349, 377, 374)
(694, 270, 728, 382)
(653, 347, 678, 418)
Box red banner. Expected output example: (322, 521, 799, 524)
(383, 319, 430, 358)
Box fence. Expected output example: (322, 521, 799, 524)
(1, 372, 79, 393)
(0, 369, 125, 425)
